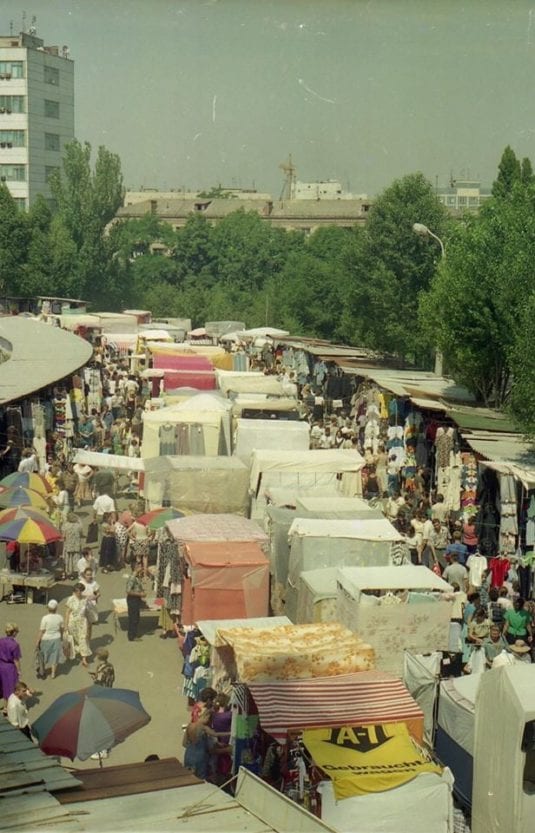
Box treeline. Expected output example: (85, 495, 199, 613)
(2, 142, 535, 433)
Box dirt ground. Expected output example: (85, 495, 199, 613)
(0, 497, 190, 771)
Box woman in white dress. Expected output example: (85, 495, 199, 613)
(64, 584, 91, 667)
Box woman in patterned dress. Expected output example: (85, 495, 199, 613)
(64, 584, 91, 667)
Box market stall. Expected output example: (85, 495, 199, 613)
(217, 370, 289, 398)
(249, 449, 365, 521)
(472, 665, 535, 833)
(141, 393, 232, 457)
(234, 418, 310, 462)
(143, 456, 250, 514)
(179, 541, 270, 625)
(295, 568, 338, 624)
(285, 518, 406, 622)
(336, 565, 453, 675)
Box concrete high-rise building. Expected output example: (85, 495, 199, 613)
(0, 28, 74, 210)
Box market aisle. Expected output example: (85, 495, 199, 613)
(2, 564, 190, 769)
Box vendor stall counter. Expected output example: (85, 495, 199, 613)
(0, 570, 55, 604)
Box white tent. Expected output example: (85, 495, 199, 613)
(239, 326, 290, 339)
(435, 670, 480, 809)
(249, 449, 364, 520)
(234, 418, 310, 461)
(143, 455, 249, 515)
(318, 771, 454, 833)
(285, 519, 404, 623)
(217, 369, 289, 397)
(472, 665, 535, 833)
(295, 496, 382, 520)
(336, 566, 453, 675)
(73, 449, 145, 471)
(141, 393, 232, 457)
(296, 568, 338, 624)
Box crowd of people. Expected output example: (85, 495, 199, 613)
(0, 329, 533, 803)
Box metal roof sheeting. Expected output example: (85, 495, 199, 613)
(0, 318, 93, 405)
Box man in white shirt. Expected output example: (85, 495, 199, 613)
(7, 682, 32, 739)
(431, 494, 449, 524)
(93, 493, 116, 520)
(18, 449, 39, 473)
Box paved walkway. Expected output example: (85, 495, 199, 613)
(1, 498, 190, 769)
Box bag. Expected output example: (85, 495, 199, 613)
(62, 634, 75, 661)
(85, 600, 99, 625)
(34, 646, 46, 679)
(86, 521, 99, 544)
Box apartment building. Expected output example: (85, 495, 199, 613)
(0, 28, 74, 209)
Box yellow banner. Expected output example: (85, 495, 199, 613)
(303, 723, 441, 799)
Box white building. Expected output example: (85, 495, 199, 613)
(436, 179, 491, 213)
(293, 179, 368, 201)
(0, 29, 74, 210)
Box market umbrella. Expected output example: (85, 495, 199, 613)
(32, 686, 151, 761)
(0, 472, 53, 495)
(0, 486, 49, 511)
(137, 507, 185, 529)
(0, 506, 62, 545)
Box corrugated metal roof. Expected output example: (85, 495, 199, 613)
(0, 318, 93, 405)
(0, 718, 82, 831)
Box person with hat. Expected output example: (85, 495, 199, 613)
(36, 600, 64, 679)
(508, 640, 532, 663)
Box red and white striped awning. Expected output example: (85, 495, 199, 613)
(248, 671, 423, 741)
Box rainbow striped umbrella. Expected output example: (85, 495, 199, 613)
(0, 486, 49, 511)
(33, 686, 151, 761)
(0, 506, 61, 545)
(0, 472, 53, 495)
(137, 507, 184, 529)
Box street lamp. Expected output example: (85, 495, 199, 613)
(413, 222, 445, 376)
(412, 222, 446, 259)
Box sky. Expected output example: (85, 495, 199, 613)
(3, 0, 535, 196)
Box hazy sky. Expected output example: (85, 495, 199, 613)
(3, 0, 535, 196)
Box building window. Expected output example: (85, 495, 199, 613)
(44, 66, 59, 86)
(0, 164, 26, 181)
(0, 130, 25, 147)
(44, 99, 59, 119)
(45, 165, 59, 183)
(0, 61, 24, 79)
(13, 197, 26, 211)
(44, 132, 60, 151)
(0, 95, 25, 114)
(458, 196, 467, 207)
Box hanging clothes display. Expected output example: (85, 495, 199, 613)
(159, 423, 177, 455)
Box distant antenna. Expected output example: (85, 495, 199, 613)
(449, 169, 456, 188)
(9, 20, 13, 35)
(28, 15, 37, 35)
(279, 154, 296, 201)
(22, 10, 26, 33)
(62, 45, 70, 58)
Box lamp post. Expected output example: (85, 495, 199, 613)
(412, 222, 445, 375)
(412, 222, 446, 259)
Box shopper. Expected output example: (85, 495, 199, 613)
(36, 600, 64, 679)
(125, 562, 146, 642)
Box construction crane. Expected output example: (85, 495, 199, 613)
(279, 155, 296, 201)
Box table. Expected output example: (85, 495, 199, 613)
(112, 597, 162, 634)
(0, 570, 56, 604)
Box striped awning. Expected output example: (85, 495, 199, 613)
(248, 671, 423, 741)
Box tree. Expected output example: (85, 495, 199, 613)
(345, 172, 449, 362)
(419, 182, 535, 406)
(19, 195, 55, 296)
(509, 292, 535, 436)
(492, 145, 521, 199)
(49, 140, 124, 303)
(0, 183, 29, 294)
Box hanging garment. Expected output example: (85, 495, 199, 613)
(159, 423, 177, 456)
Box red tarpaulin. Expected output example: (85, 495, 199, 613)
(248, 671, 424, 742)
(153, 354, 216, 391)
(181, 540, 270, 625)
